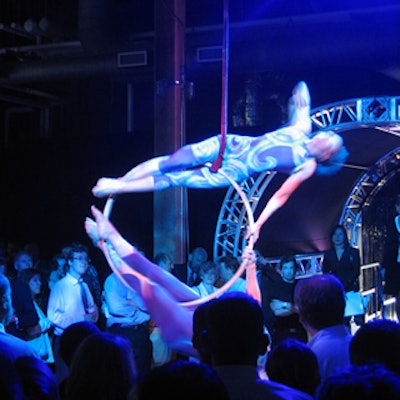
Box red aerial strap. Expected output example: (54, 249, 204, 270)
(210, 0, 229, 173)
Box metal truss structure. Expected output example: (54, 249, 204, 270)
(214, 95, 400, 264)
(340, 148, 400, 248)
(214, 171, 276, 259)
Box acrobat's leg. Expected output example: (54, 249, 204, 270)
(120, 156, 169, 182)
(92, 163, 230, 196)
(121, 145, 200, 182)
(287, 81, 311, 134)
(121, 250, 201, 302)
(92, 145, 202, 197)
(92, 176, 158, 197)
(87, 206, 200, 303)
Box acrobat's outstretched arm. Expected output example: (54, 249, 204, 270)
(242, 246, 261, 304)
(247, 158, 317, 243)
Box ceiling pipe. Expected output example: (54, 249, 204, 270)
(0, 5, 398, 84)
(0, 55, 151, 83)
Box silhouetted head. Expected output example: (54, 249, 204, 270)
(294, 274, 345, 331)
(204, 292, 268, 366)
(59, 321, 100, 366)
(67, 332, 137, 400)
(266, 339, 321, 395)
(192, 299, 214, 364)
(318, 364, 400, 400)
(350, 318, 400, 375)
(130, 360, 229, 400)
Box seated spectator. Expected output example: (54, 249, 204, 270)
(48, 253, 67, 292)
(265, 256, 307, 347)
(7, 251, 41, 341)
(0, 273, 39, 360)
(294, 274, 351, 382)
(153, 253, 174, 273)
(266, 338, 321, 396)
(14, 356, 60, 400)
(129, 359, 229, 400)
(173, 247, 208, 286)
(349, 318, 400, 376)
(217, 256, 246, 292)
(18, 268, 54, 364)
(192, 261, 219, 297)
(195, 292, 313, 400)
(318, 364, 400, 400)
(66, 332, 137, 400)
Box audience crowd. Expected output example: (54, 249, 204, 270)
(1, 238, 400, 400)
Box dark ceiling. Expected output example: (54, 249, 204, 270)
(0, 1, 399, 259)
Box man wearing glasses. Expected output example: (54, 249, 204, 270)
(48, 242, 98, 381)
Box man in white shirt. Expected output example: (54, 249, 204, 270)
(103, 272, 152, 374)
(48, 242, 98, 381)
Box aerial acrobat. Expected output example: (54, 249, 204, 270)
(92, 81, 346, 242)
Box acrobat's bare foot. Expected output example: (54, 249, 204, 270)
(92, 178, 124, 197)
(292, 81, 310, 108)
(85, 217, 101, 247)
(288, 81, 311, 133)
(88, 205, 118, 242)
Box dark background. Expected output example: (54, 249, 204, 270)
(0, 1, 399, 275)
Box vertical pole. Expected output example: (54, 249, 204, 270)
(153, 0, 187, 263)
